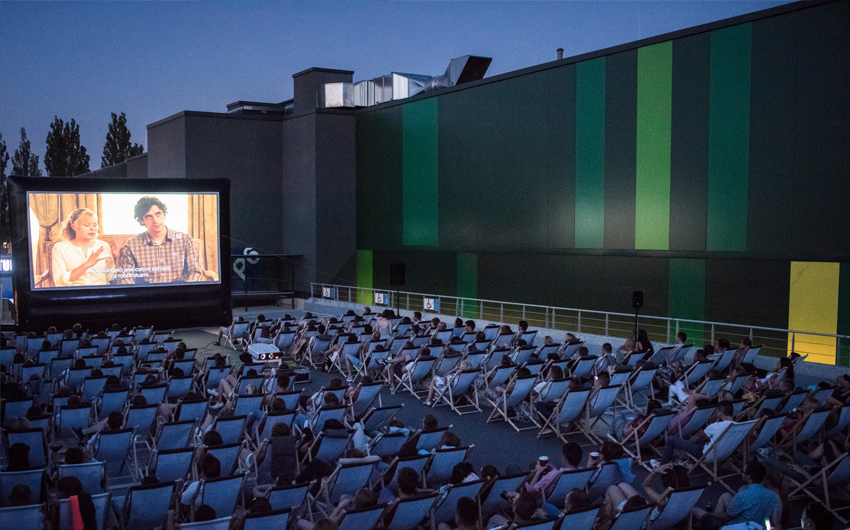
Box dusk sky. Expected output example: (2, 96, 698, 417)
(1, 1, 794, 173)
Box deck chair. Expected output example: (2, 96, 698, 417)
(537, 388, 591, 441)
(434, 354, 462, 377)
(243, 508, 292, 530)
(395, 358, 437, 398)
(486, 365, 518, 391)
(59, 462, 106, 494)
(195, 474, 246, 521)
(55, 404, 93, 441)
(478, 472, 527, 519)
(562, 341, 584, 359)
(331, 341, 361, 376)
(369, 431, 408, 458)
(362, 405, 402, 434)
(624, 367, 656, 409)
(302, 336, 332, 368)
(274, 330, 297, 353)
(60, 492, 110, 530)
(211, 414, 249, 445)
(543, 467, 596, 509)
(588, 460, 631, 500)
(139, 383, 168, 405)
(166, 376, 194, 401)
(609, 504, 652, 530)
(113, 480, 176, 530)
(788, 452, 850, 524)
(695, 377, 726, 399)
(559, 507, 601, 530)
(315, 460, 377, 514)
(0, 504, 44, 529)
(826, 404, 850, 437)
(275, 390, 302, 411)
(223, 321, 250, 349)
(2, 397, 35, 427)
(425, 445, 473, 487)
(688, 420, 758, 492)
(580, 385, 623, 443)
(777, 390, 808, 415)
(0, 469, 44, 506)
(310, 431, 354, 465)
(533, 379, 571, 420)
(571, 356, 598, 379)
(174, 399, 209, 423)
(124, 404, 158, 436)
(267, 482, 312, 511)
(360, 347, 391, 380)
(149, 447, 195, 483)
(488, 375, 538, 432)
(177, 517, 232, 530)
(611, 411, 674, 469)
(677, 405, 717, 439)
(710, 349, 736, 373)
(60, 338, 80, 357)
(205, 443, 241, 476)
(780, 409, 830, 455)
(337, 504, 386, 530)
(255, 411, 296, 444)
(153, 419, 196, 451)
(234, 394, 265, 422)
(513, 345, 537, 366)
(415, 427, 451, 452)
(381, 492, 438, 530)
(349, 382, 384, 420)
(431, 479, 488, 525)
(5, 428, 48, 469)
(811, 387, 834, 407)
(682, 361, 714, 389)
(647, 486, 705, 530)
(746, 414, 787, 457)
(433, 370, 481, 415)
(98, 389, 129, 418)
(92, 428, 134, 475)
(742, 346, 761, 365)
(464, 351, 488, 371)
(308, 405, 347, 433)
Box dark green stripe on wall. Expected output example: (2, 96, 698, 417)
(603, 51, 637, 250)
(402, 98, 439, 247)
(457, 252, 478, 319)
(838, 264, 850, 366)
(635, 42, 672, 250)
(707, 23, 751, 251)
(668, 258, 706, 342)
(575, 58, 606, 249)
(356, 249, 373, 305)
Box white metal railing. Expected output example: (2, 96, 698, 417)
(310, 283, 850, 367)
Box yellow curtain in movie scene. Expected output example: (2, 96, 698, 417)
(29, 193, 101, 285)
(188, 194, 219, 276)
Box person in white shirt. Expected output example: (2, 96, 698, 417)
(659, 401, 734, 464)
(51, 208, 114, 287)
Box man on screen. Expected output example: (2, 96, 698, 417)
(117, 196, 206, 284)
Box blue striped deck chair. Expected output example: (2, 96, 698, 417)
(309, 431, 353, 465)
(582, 385, 623, 443)
(647, 486, 704, 530)
(571, 356, 598, 379)
(211, 414, 248, 445)
(493, 333, 513, 349)
(478, 472, 527, 519)
(742, 345, 761, 365)
(195, 474, 245, 522)
(66, 367, 92, 392)
(396, 358, 437, 398)
(382, 492, 438, 530)
(561, 507, 601, 530)
(435, 330, 452, 343)
(56, 404, 92, 441)
(609, 504, 652, 530)
(149, 447, 195, 483)
(415, 427, 451, 453)
(139, 384, 169, 405)
(174, 399, 208, 423)
(224, 322, 250, 350)
(177, 516, 232, 530)
(369, 432, 407, 458)
(538, 388, 591, 441)
(362, 405, 403, 434)
(482, 326, 500, 341)
(243, 508, 291, 530)
(274, 330, 297, 353)
(59, 461, 106, 494)
(275, 390, 302, 411)
(81, 376, 107, 403)
(434, 354, 462, 377)
(6, 428, 48, 469)
(488, 374, 537, 432)
(682, 361, 714, 389)
(349, 382, 384, 420)
(610, 411, 674, 470)
(425, 445, 473, 487)
(171, 359, 196, 376)
(783, 409, 830, 455)
(486, 365, 517, 391)
(434, 370, 481, 415)
(255, 412, 296, 444)
(464, 351, 488, 371)
(562, 341, 585, 359)
(60, 492, 110, 530)
(36, 349, 59, 371)
(60, 338, 80, 358)
(0, 469, 44, 506)
(234, 394, 265, 422)
(778, 391, 808, 415)
(543, 467, 595, 509)
(625, 367, 656, 409)
(689, 421, 757, 493)
(316, 459, 378, 514)
(267, 482, 312, 512)
(92, 428, 134, 475)
(205, 443, 242, 476)
(309, 405, 347, 432)
(0, 503, 44, 529)
(166, 376, 195, 401)
(89, 337, 111, 355)
(153, 420, 196, 451)
(431, 479, 487, 526)
(520, 330, 538, 346)
(514, 345, 537, 366)
(337, 504, 386, 530)
(588, 461, 628, 500)
(677, 405, 716, 439)
(375, 454, 431, 491)
(747, 413, 787, 456)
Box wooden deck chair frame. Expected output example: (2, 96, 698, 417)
(777, 409, 830, 457)
(579, 385, 623, 444)
(787, 452, 850, 524)
(609, 410, 675, 470)
(645, 486, 705, 530)
(487, 375, 538, 432)
(686, 420, 758, 493)
(536, 389, 591, 441)
(432, 370, 481, 415)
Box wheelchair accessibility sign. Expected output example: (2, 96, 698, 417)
(374, 292, 388, 305)
(423, 298, 440, 312)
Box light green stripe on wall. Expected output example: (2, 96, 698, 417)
(708, 24, 751, 251)
(402, 98, 439, 247)
(575, 58, 606, 249)
(356, 249, 373, 305)
(635, 42, 673, 250)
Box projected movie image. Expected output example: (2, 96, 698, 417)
(28, 192, 220, 289)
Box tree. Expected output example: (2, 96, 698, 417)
(0, 133, 10, 253)
(45, 116, 90, 176)
(102, 112, 144, 168)
(12, 128, 41, 177)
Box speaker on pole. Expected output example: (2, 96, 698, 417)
(632, 291, 644, 310)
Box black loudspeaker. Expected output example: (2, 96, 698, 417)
(632, 291, 644, 310)
(390, 263, 406, 287)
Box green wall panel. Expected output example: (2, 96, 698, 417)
(635, 42, 672, 250)
(547, 65, 577, 249)
(668, 258, 705, 343)
(707, 23, 751, 251)
(438, 92, 478, 249)
(356, 249, 373, 305)
(670, 33, 710, 251)
(747, 14, 796, 254)
(575, 58, 606, 249)
(402, 98, 439, 247)
(604, 51, 637, 250)
(457, 252, 478, 319)
(356, 108, 403, 249)
(705, 259, 790, 329)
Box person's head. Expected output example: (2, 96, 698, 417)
(270, 398, 288, 414)
(270, 422, 291, 438)
(465, 320, 475, 332)
(660, 464, 690, 489)
(440, 431, 461, 448)
(324, 393, 340, 407)
(499, 355, 513, 368)
(577, 346, 588, 357)
(194, 505, 217, 522)
(621, 338, 635, 351)
(423, 414, 438, 431)
(716, 338, 730, 350)
(596, 372, 610, 387)
(7, 443, 30, 470)
(549, 365, 564, 381)
(623, 495, 648, 511)
(56, 476, 84, 499)
(199, 453, 221, 479)
(716, 401, 734, 421)
(203, 430, 224, 447)
(133, 196, 168, 237)
(9, 417, 29, 430)
(397, 467, 420, 496)
(741, 337, 753, 348)
(801, 502, 833, 530)
(328, 378, 343, 390)
(637, 329, 649, 344)
(512, 490, 538, 522)
(799, 396, 820, 414)
(323, 419, 345, 431)
(838, 373, 850, 391)
(564, 488, 592, 513)
(9, 484, 32, 506)
(64, 447, 86, 465)
(353, 488, 378, 509)
(602, 343, 612, 354)
(455, 496, 479, 527)
(248, 496, 272, 515)
(450, 461, 476, 484)
(518, 320, 528, 332)
(743, 460, 767, 485)
(561, 442, 583, 468)
(481, 465, 500, 480)
(600, 441, 625, 462)
(63, 208, 99, 242)
(131, 394, 147, 406)
(106, 411, 123, 430)
(646, 399, 662, 416)
(676, 331, 687, 344)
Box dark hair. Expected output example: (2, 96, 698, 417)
(194, 504, 217, 522)
(646, 399, 662, 415)
(354, 488, 377, 509)
(600, 441, 625, 462)
(133, 196, 168, 225)
(203, 430, 224, 447)
(440, 431, 461, 448)
(249, 496, 272, 514)
(677, 331, 687, 343)
(7, 443, 30, 471)
(481, 465, 500, 480)
(514, 490, 538, 520)
(518, 320, 528, 331)
(802, 502, 833, 530)
(623, 495, 648, 510)
(106, 411, 123, 430)
(423, 414, 438, 431)
(450, 461, 475, 485)
(9, 484, 32, 506)
(456, 496, 479, 525)
(57, 476, 84, 498)
(745, 461, 767, 484)
(661, 464, 690, 489)
(270, 422, 291, 437)
(397, 467, 420, 495)
(716, 401, 734, 418)
(717, 338, 731, 350)
(564, 488, 592, 513)
(64, 447, 86, 465)
(199, 453, 221, 479)
(561, 442, 583, 468)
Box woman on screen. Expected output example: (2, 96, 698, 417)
(51, 208, 115, 287)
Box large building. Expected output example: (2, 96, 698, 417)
(89, 0, 850, 365)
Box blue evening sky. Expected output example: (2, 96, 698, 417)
(1, 1, 794, 172)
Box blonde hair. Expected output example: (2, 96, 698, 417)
(62, 208, 96, 240)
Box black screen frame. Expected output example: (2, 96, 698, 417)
(9, 177, 232, 331)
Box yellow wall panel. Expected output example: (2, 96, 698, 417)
(788, 261, 839, 365)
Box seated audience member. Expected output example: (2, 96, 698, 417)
(194, 504, 217, 522)
(659, 401, 735, 464)
(53, 476, 97, 530)
(691, 461, 781, 529)
(5, 443, 32, 471)
(8, 484, 32, 507)
(800, 502, 834, 530)
(438, 496, 480, 530)
(525, 442, 583, 502)
(487, 490, 546, 528)
(596, 486, 650, 530)
(181, 454, 221, 508)
(297, 487, 378, 530)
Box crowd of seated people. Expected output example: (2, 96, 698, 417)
(1, 309, 849, 530)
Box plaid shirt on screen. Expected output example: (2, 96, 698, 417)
(117, 228, 206, 284)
